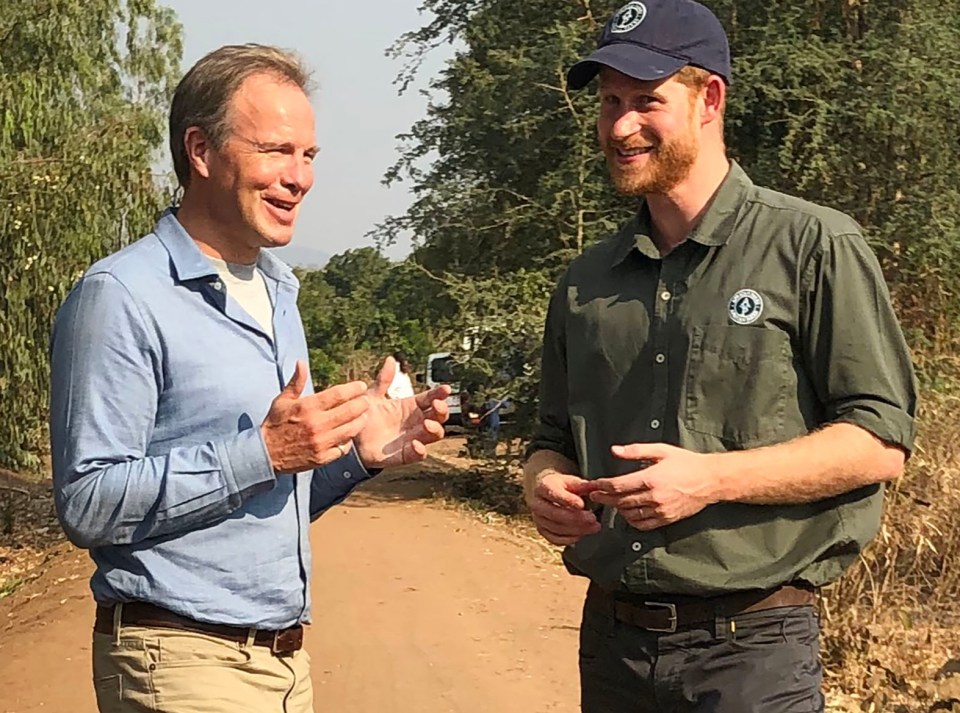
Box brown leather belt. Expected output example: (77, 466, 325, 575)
(587, 582, 818, 633)
(94, 603, 304, 655)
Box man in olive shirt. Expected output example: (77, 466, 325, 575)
(523, 1, 917, 711)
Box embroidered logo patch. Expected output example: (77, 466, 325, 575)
(728, 289, 764, 325)
(611, 2, 647, 33)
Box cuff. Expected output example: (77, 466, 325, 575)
(215, 428, 277, 499)
(830, 402, 917, 457)
(325, 447, 378, 484)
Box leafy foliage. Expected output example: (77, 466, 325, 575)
(375, 0, 960, 432)
(296, 247, 455, 386)
(0, 0, 182, 469)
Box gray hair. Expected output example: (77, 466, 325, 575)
(169, 44, 313, 188)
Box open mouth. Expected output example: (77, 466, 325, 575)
(265, 197, 296, 212)
(615, 146, 654, 158)
(263, 196, 299, 225)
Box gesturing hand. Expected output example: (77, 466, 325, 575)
(261, 360, 370, 474)
(526, 471, 601, 546)
(353, 356, 451, 469)
(589, 443, 718, 531)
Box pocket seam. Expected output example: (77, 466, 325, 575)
(683, 325, 790, 445)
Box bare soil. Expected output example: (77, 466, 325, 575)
(0, 443, 586, 713)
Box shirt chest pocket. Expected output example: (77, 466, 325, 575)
(682, 325, 795, 447)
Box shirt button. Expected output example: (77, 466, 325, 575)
(660, 290, 671, 302)
(212, 280, 223, 291)
(631, 542, 643, 552)
(650, 419, 661, 429)
(343, 471, 352, 480)
(655, 353, 666, 364)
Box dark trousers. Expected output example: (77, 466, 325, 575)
(579, 589, 825, 713)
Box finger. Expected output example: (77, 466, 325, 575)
(315, 415, 370, 464)
(536, 526, 590, 546)
(416, 404, 450, 427)
(405, 439, 428, 463)
(624, 511, 667, 532)
(373, 357, 396, 398)
(426, 398, 450, 422)
(588, 491, 655, 509)
(616, 502, 668, 531)
(416, 400, 446, 423)
(567, 479, 602, 496)
(304, 380, 368, 411)
(280, 360, 309, 400)
(591, 471, 652, 495)
(536, 480, 587, 509)
(415, 385, 451, 410)
(611, 442, 675, 462)
(397, 418, 445, 447)
(420, 419, 445, 442)
(529, 498, 599, 528)
(533, 516, 600, 540)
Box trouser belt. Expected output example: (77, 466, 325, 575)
(94, 602, 303, 656)
(587, 581, 819, 633)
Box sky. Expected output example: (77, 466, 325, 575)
(160, 0, 453, 264)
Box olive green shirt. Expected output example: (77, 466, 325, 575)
(529, 161, 917, 596)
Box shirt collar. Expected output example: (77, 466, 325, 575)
(612, 160, 753, 266)
(154, 208, 299, 288)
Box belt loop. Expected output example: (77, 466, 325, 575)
(244, 628, 256, 649)
(713, 612, 727, 641)
(112, 602, 124, 644)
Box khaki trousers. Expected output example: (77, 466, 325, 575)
(92, 614, 313, 713)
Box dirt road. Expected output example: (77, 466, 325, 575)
(0, 457, 587, 713)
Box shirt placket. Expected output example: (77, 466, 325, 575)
(647, 258, 676, 439)
(272, 281, 311, 622)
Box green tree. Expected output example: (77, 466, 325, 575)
(296, 248, 449, 386)
(377, 0, 635, 277)
(381, 0, 960, 439)
(0, 1, 182, 469)
(708, 0, 960, 374)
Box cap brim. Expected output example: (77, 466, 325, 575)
(567, 44, 688, 90)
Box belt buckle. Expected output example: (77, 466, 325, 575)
(270, 627, 303, 656)
(643, 601, 678, 633)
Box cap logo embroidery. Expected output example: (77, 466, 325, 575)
(728, 289, 764, 325)
(611, 2, 648, 33)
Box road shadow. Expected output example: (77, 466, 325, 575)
(340, 456, 457, 507)
(341, 455, 527, 517)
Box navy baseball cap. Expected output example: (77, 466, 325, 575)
(567, 0, 731, 90)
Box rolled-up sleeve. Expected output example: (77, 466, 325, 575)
(526, 273, 579, 462)
(49, 273, 276, 549)
(801, 231, 918, 453)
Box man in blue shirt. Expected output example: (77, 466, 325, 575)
(49, 44, 450, 713)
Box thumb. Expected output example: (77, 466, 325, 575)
(611, 442, 675, 462)
(374, 356, 396, 397)
(279, 360, 309, 400)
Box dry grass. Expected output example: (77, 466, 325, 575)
(819, 391, 960, 711)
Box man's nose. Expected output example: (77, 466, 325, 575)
(610, 110, 642, 140)
(281, 157, 313, 194)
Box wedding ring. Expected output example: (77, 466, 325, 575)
(336, 443, 347, 458)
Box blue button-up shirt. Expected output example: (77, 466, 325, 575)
(49, 209, 373, 629)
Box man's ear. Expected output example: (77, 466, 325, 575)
(183, 126, 214, 180)
(701, 75, 726, 127)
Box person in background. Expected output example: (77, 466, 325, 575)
(386, 350, 416, 399)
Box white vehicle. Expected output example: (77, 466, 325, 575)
(422, 352, 463, 425)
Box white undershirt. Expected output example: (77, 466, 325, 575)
(207, 256, 274, 340)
